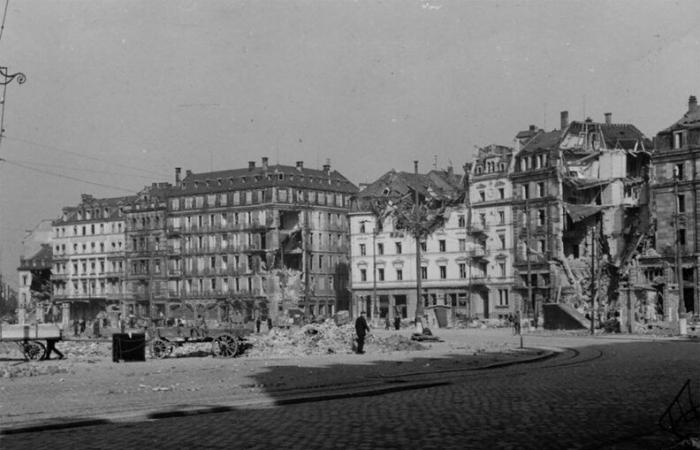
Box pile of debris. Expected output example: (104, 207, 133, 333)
(244, 320, 426, 357)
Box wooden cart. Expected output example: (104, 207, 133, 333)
(0, 323, 62, 361)
(150, 323, 249, 359)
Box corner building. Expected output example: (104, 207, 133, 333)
(165, 158, 358, 324)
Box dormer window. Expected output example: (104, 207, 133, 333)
(278, 173, 284, 181)
(217, 179, 222, 186)
(254, 176, 261, 182)
(193, 182, 199, 189)
(674, 131, 684, 149)
(499, 163, 506, 172)
(241, 177, 247, 183)
(475, 166, 483, 174)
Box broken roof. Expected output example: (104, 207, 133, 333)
(18, 243, 52, 270)
(567, 121, 650, 150)
(564, 203, 604, 223)
(356, 169, 463, 206)
(519, 129, 564, 154)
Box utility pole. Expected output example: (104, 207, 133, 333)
(414, 160, 424, 329)
(674, 171, 687, 334)
(525, 199, 533, 328)
(372, 223, 377, 321)
(590, 219, 596, 335)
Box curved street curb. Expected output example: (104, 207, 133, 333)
(0, 346, 563, 436)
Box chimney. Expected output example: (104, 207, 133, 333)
(248, 161, 255, 171)
(560, 111, 569, 130)
(322, 163, 331, 173)
(414, 160, 419, 174)
(296, 161, 304, 171)
(529, 124, 536, 131)
(604, 112, 612, 124)
(261, 156, 269, 170)
(689, 95, 698, 113)
(175, 167, 181, 185)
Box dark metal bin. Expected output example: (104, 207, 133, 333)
(112, 333, 146, 362)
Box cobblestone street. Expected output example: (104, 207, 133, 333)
(2, 330, 698, 449)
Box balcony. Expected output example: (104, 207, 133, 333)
(466, 247, 487, 259)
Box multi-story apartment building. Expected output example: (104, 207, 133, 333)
(123, 182, 173, 323)
(511, 112, 650, 324)
(637, 95, 700, 321)
(465, 145, 516, 318)
(165, 158, 357, 324)
(349, 168, 473, 325)
(17, 244, 52, 324)
(50, 194, 132, 325)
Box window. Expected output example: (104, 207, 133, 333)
(459, 263, 466, 279)
(420, 241, 427, 252)
(395, 242, 402, 254)
(537, 182, 545, 197)
(458, 215, 465, 227)
(499, 262, 506, 278)
(678, 194, 686, 213)
(459, 239, 466, 251)
(377, 243, 384, 255)
(439, 240, 446, 252)
(479, 213, 486, 226)
(674, 131, 684, 150)
(498, 210, 505, 224)
(679, 229, 687, 246)
(360, 222, 366, 233)
(396, 269, 403, 280)
(498, 234, 506, 249)
(360, 268, 367, 282)
(378, 268, 385, 281)
(479, 191, 486, 202)
(498, 188, 505, 199)
(538, 209, 546, 226)
(498, 289, 509, 306)
(439, 266, 447, 279)
(420, 266, 428, 279)
(672, 163, 685, 182)
(538, 240, 546, 253)
(359, 244, 366, 256)
(522, 185, 529, 199)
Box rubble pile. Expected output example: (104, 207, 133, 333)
(244, 321, 426, 357)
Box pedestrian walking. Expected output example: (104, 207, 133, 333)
(385, 317, 391, 330)
(267, 317, 272, 331)
(354, 311, 370, 354)
(513, 312, 521, 335)
(79, 318, 86, 335)
(44, 339, 64, 360)
(394, 316, 401, 330)
(92, 318, 101, 338)
(256, 317, 261, 333)
(72, 319, 79, 337)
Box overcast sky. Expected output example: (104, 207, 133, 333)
(2, 0, 700, 287)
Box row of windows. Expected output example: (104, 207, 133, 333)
(67, 206, 124, 222)
(171, 210, 346, 230)
(171, 189, 348, 210)
(53, 260, 124, 275)
(358, 237, 507, 256)
(54, 222, 123, 238)
(54, 240, 124, 255)
(358, 261, 509, 282)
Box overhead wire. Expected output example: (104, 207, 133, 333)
(0, 158, 139, 193)
(5, 157, 160, 180)
(3, 135, 172, 179)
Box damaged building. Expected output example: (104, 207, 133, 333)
(349, 165, 476, 326)
(511, 111, 651, 326)
(165, 158, 358, 325)
(637, 95, 700, 324)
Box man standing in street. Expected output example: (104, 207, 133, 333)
(355, 311, 370, 354)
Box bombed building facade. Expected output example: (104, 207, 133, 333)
(511, 111, 651, 325)
(165, 158, 358, 324)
